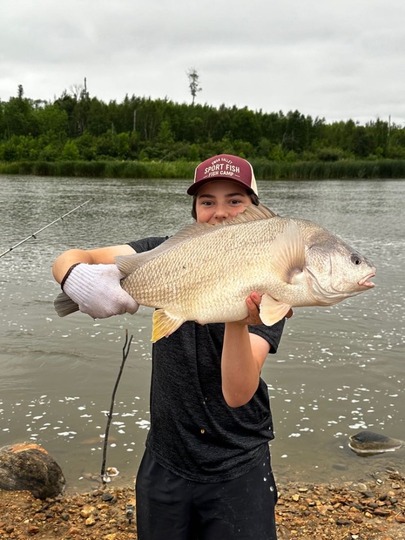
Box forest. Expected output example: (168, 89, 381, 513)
(1, 84, 405, 179)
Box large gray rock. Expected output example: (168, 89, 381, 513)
(0, 442, 66, 499)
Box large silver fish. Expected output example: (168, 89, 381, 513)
(55, 204, 376, 342)
(119, 204, 375, 341)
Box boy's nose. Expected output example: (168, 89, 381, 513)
(214, 206, 229, 220)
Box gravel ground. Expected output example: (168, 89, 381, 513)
(0, 468, 404, 539)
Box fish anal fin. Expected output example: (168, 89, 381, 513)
(259, 293, 292, 326)
(151, 309, 185, 342)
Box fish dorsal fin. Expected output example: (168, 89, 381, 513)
(116, 203, 278, 277)
(224, 203, 278, 223)
(116, 222, 215, 276)
(151, 309, 185, 342)
(259, 294, 292, 326)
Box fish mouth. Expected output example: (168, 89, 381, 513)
(358, 270, 376, 288)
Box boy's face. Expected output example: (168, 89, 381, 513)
(195, 180, 252, 225)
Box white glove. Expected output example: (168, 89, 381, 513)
(59, 263, 139, 319)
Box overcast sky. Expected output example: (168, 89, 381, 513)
(2, 0, 404, 125)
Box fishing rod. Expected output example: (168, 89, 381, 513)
(0, 199, 92, 258)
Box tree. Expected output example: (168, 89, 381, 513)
(34, 104, 69, 139)
(187, 68, 202, 105)
(2, 96, 38, 137)
(61, 140, 80, 160)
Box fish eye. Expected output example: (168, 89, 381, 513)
(351, 253, 362, 265)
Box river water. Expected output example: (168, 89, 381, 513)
(0, 175, 404, 492)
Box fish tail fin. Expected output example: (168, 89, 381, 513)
(151, 309, 185, 342)
(54, 292, 79, 317)
(259, 293, 292, 326)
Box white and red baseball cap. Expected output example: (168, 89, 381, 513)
(187, 154, 258, 196)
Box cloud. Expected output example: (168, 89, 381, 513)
(1, 0, 404, 124)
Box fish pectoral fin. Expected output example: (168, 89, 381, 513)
(259, 293, 292, 326)
(54, 292, 79, 317)
(269, 221, 306, 283)
(151, 309, 185, 343)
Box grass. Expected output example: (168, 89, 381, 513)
(1, 159, 405, 180)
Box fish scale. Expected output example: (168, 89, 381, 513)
(122, 218, 279, 319)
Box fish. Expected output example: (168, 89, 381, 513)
(348, 430, 404, 455)
(54, 204, 376, 342)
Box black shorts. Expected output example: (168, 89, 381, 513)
(135, 446, 278, 540)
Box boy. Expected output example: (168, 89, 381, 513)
(53, 154, 287, 539)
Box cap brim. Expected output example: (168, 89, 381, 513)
(187, 177, 255, 196)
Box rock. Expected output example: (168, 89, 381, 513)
(336, 518, 352, 525)
(85, 515, 96, 526)
(80, 504, 97, 518)
(101, 491, 116, 502)
(67, 526, 81, 535)
(0, 442, 65, 499)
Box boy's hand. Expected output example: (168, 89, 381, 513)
(244, 292, 263, 325)
(62, 263, 139, 318)
(244, 292, 293, 325)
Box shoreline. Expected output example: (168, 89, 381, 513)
(2, 158, 405, 181)
(1, 469, 404, 539)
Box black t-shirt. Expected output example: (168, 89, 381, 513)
(129, 236, 286, 483)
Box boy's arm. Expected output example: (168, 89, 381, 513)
(52, 244, 135, 283)
(52, 244, 138, 318)
(221, 293, 291, 408)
